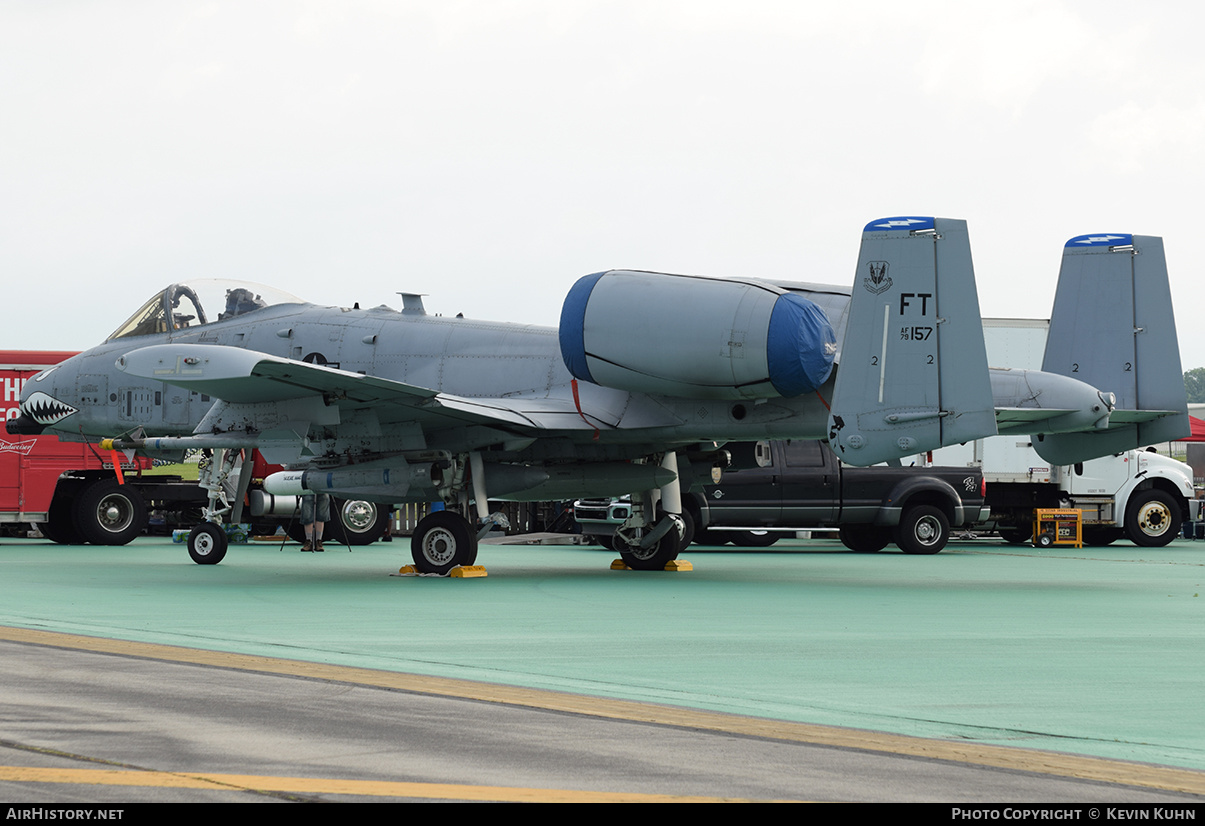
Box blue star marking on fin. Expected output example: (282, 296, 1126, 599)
(863, 216, 935, 232)
(1065, 233, 1132, 247)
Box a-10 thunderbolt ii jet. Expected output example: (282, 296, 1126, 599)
(8, 217, 1188, 573)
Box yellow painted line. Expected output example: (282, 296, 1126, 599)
(0, 767, 777, 802)
(4, 625, 1205, 796)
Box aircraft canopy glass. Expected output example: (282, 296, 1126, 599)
(108, 280, 306, 340)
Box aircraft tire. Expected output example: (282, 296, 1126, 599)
(188, 523, 228, 565)
(328, 499, 388, 546)
(411, 511, 478, 575)
(618, 522, 681, 571)
(1124, 490, 1181, 547)
(73, 479, 147, 546)
(894, 505, 949, 555)
(839, 526, 891, 553)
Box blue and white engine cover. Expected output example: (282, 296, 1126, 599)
(559, 270, 836, 400)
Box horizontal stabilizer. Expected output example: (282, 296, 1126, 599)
(828, 217, 997, 465)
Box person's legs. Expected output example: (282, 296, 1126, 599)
(301, 494, 316, 551)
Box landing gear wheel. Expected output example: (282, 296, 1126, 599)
(895, 505, 949, 554)
(411, 511, 479, 575)
(73, 479, 147, 546)
(188, 523, 228, 564)
(839, 526, 891, 553)
(617, 516, 683, 571)
(1125, 490, 1181, 547)
(998, 524, 1033, 545)
(328, 499, 388, 546)
(728, 530, 779, 547)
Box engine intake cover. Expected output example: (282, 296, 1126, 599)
(559, 270, 835, 399)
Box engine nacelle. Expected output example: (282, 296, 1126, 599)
(559, 270, 836, 399)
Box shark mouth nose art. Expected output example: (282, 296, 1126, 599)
(21, 391, 78, 426)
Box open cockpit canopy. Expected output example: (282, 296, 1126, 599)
(108, 280, 306, 341)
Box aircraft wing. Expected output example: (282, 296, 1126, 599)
(117, 344, 613, 432)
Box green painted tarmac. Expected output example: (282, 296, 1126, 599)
(1, 534, 1202, 771)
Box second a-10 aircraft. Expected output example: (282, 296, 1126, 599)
(8, 217, 1188, 573)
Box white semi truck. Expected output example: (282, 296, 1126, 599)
(921, 437, 1193, 546)
(919, 318, 1195, 547)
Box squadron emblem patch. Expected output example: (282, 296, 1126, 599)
(863, 261, 892, 295)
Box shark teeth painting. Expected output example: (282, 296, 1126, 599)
(22, 391, 78, 426)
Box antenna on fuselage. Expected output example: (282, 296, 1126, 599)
(398, 293, 427, 316)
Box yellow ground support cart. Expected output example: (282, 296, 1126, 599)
(1033, 508, 1082, 548)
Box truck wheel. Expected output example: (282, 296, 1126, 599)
(660, 506, 695, 552)
(72, 479, 147, 546)
(328, 499, 388, 546)
(729, 530, 779, 547)
(1124, 490, 1182, 547)
(998, 524, 1033, 544)
(598, 533, 623, 553)
(677, 506, 698, 551)
(839, 526, 891, 553)
(188, 523, 228, 564)
(1082, 526, 1122, 546)
(895, 505, 949, 554)
(39, 493, 84, 544)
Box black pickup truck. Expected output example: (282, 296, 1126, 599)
(576, 440, 988, 555)
(686, 440, 987, 554)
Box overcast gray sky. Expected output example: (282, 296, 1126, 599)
(4, 1, 1203, 370)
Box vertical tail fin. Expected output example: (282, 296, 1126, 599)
(1034, 233, 1188, 463)
(828, 217, 997, 465)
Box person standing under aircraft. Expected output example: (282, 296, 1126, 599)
(300, 492, 330, 552)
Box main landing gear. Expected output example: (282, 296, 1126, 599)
(611, 513, 685, 570)
(610, 451, 689, 571)
(406, 450, 691, 576)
